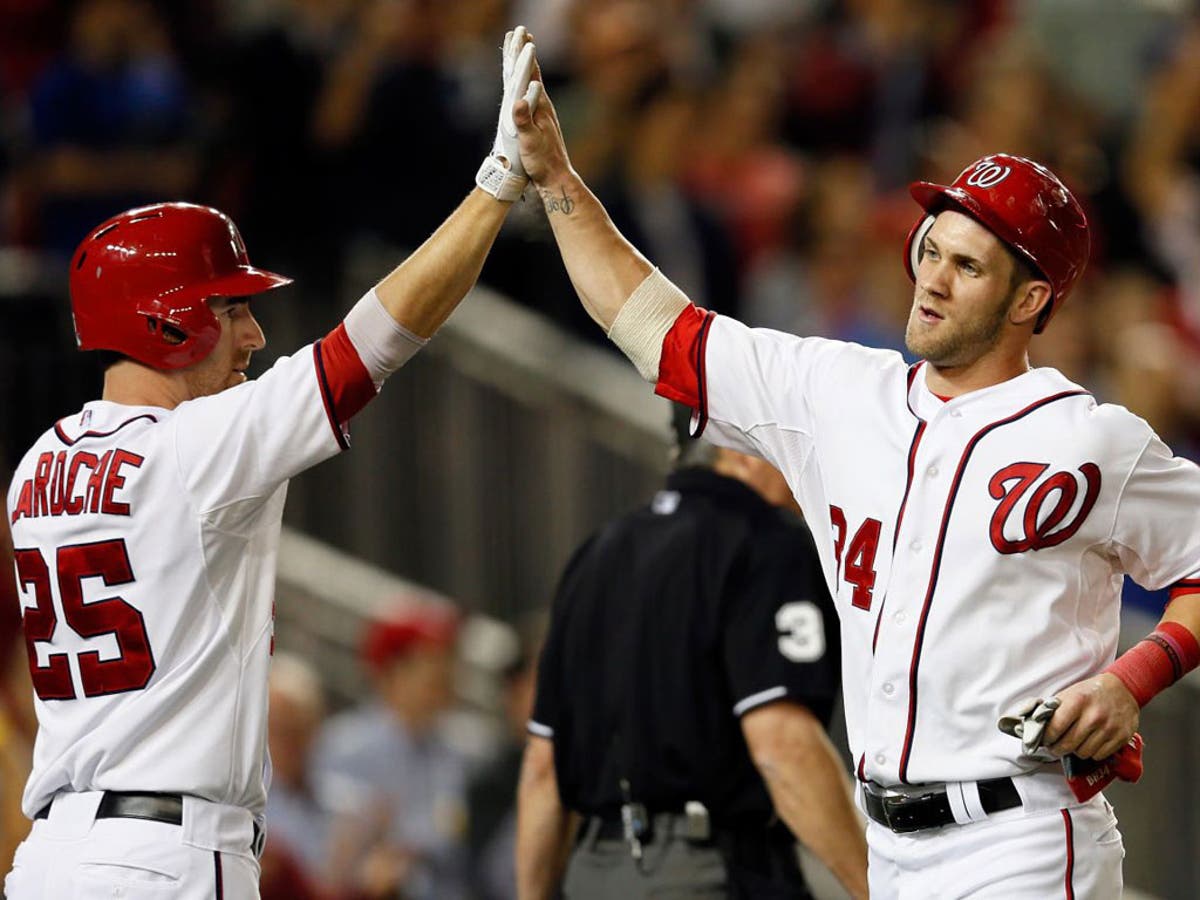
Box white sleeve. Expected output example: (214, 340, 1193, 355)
(171, 343, 353, 514)
(1110, 432, 1200, 590)
(700, 316, 894, 471)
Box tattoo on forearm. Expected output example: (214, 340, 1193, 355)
(540, 186, 575, 215)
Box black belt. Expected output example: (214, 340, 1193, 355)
(35, 791, 265, 857)
(862, 777, 1021, 833)
(36, 791, 183, 825)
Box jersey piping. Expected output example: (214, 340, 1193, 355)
(1061, 809, 1076, 899)
(898, 389, 1089, 783)
(731, 685, 788, 716)
(53, 414, 159, 446)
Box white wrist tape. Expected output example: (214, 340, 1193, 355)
(343, 288, 428, 387)
(476, 155, 527, 202)
(607, 268, 691, 383)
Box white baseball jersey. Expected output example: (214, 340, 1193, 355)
(655, 310, 1200, 787)
(8, 321, 377, 819)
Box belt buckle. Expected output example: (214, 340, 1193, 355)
(873, 785, 942, 834)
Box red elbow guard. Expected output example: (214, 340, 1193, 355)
(1104, 621, 1200, 708)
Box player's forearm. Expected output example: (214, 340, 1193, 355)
(516, 738, 571, 900)
(747, 709, 868, 900)
(534, 170, 655, 331)
(373, 187, 512, 339)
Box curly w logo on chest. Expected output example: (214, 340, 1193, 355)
(987, 462, 1101, 554)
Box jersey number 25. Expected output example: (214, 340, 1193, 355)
(16, 538, 156, 701)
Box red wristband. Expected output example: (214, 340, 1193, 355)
(1104, 622, 1200, 707)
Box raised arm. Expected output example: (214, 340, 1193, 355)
(513, 73, 657, 332)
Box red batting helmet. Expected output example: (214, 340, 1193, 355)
(903, 154, 1090, 333)
(69, 202, 292, 369)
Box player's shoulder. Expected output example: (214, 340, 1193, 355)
(715, 317, 907, 372)
(1027, 367, 1157, 453)
(16, 402, 166, 464)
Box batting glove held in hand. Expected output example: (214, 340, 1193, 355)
(997, 696, 1061, 761)
(476, 27, 541, 202)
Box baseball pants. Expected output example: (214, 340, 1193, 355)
(866, 792, 1123, 899)
(4, 791, 261, 899)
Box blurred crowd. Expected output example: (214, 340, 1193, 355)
(4, 0, 1200, 895)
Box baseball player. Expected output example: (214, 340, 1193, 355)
(4, 27, 540, 899)
(512, 65, 1200, 898)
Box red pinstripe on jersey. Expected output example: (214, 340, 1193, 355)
(1061, 809, 1075, 899)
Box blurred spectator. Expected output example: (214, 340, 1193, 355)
(313, 600, 470, 900)
(20, 0, 198, 255)
(311, 0, 484, 253)
(553, 0, 671, 182)
(742, 153, 906, 350)
(211, 0, 359, 295)
(686, 34, 804, 273)
(1125, 17, 1200, 343)
(263, 652, 334, 899)
(465, 614, 544, 900)
(595, 75, 739, 315)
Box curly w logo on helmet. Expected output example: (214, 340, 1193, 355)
(965, 162, 1012, 189)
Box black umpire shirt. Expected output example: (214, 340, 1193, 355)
(529, 467, 840, 826)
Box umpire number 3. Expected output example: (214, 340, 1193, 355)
(776, 601, 825, 662)
(16, 539, 156, 701)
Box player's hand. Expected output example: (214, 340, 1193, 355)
(476, 27, 541, 202)
(1041, 673, 1140, 761)
(513, 59, 570, 187)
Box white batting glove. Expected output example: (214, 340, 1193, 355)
(475, 27, 542, 202)
(997, 696, 1061, 761)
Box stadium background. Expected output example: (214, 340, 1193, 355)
(0, 0, 1198, 897)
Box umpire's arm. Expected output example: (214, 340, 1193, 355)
(741, 703, 869, 900)
(516, 735, 572, 900)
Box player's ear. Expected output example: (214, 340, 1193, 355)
(1009, 280, 1053, 329)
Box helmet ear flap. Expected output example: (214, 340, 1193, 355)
(905, 215, 936, 283)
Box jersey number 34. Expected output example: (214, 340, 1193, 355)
(15, 538, 155, 701)
(829, 506, 882, 611)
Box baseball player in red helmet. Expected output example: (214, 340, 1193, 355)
(4, 27, 539, 899)
(513, 63, 1200, 899)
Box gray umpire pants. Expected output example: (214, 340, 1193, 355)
(563, 814, 729, 899)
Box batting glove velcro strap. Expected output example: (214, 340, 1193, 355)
(476, 27, 540, 202)
(476, 155, 528, 202)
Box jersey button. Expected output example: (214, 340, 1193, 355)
(910, 540, 923, 552)
(927, 465, 939, 477)
(875, 753, 887, 766)
(894, 610, 907, 624)
(950, 409, 963, 418)
(882, 682, 895, 696)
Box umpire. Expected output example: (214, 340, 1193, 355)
(515, 408, 868, 899)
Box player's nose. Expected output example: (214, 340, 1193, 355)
(918, 258, 950, 298)
(241, 310, 266, 351)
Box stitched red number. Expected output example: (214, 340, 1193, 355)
(15, 549, 75, 700)
(16, 539, 155, 701)
(830, 505, 847, 569)
(828, 507, 882, 611)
